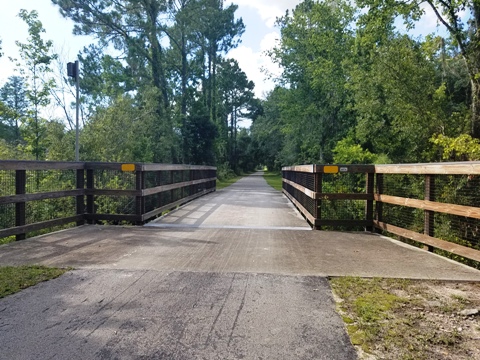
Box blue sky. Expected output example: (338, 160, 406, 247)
(0, 0, 450, 100)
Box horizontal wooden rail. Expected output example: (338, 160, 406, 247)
(374, 221, 480, 263)
(375, 161, 480, 175)
(0, 190, 83, 204)
(0, 215, 83, 239)
(142, 188, 215, 221)
(375, 194, 480, 220)
(283, 162, 480, 267)
(0, 161, 217, 240)
(142, 177, 217, 196)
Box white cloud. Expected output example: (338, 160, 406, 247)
(232, 0, 302, 27)
(228, 32, 281, 99)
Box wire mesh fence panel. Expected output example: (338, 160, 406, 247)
(0, 170, 16, 196)
(26, 197, 76, 224)
(382, 203, 424, 233)
(322, 173, 365, 194)
(0, 203, 15, 229)
(94, 195, 136, 215)
(382, 174, 424, 199)
(433, 175, 480, 207)
(283, 182, 316, 216)
(94, 169, 136, 190)
(434, 213, 480, 249)
(25, 170, 76, 194)
(283, 171, 315, 191)
(320, 199, 366, 220)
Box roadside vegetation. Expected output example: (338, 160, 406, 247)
(330, 277, 480, 359)
(263, 172, 282, 191)
(216, 175, 244, 190)
(0, 265, 68, 298)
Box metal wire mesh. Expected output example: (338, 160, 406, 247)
(94, 169, 136, 190)
(322, 173, 365, 194)
(320, 199, 365, 220)
(0, 170, 16, 196)
(283, 171, 315, 191)
(26, 197, 76, 224)
(433, 175, 480, 207)
(382, 203, 424, 233)
(0, 203, 15, 229)
(95, 195, 136, 215)
(283, 182, 316, 216)
(382, 174, 424, 199)
(379, 173, 480, 266)
(26, 170, 76, 193)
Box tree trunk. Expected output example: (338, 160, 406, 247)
(472, 78, 480, 138)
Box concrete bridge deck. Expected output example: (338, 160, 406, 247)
(1, 172, 480, 359)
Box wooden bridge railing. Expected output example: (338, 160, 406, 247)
(0, 161, 216, 241)
(283, 162, 480, 264)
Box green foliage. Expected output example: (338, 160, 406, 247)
(333, 137, 376, 164)
(0, 265, 68, 298)
(431, 134, 480, 161)
(263, 172, 283, 191)
(81, 88, 169, 163)
(12, 9, 57, 160)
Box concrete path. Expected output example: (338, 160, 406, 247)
(146, 172, 310, 230)
(1, 172, 480, 359)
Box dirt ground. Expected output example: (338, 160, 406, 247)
(332, 279, 480, 360)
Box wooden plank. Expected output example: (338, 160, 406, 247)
(282, 164, 375, 173)
(85, 189, 140, 197)
(374, 162, 480, 175)
(282, 179, 315, 199)
(315, 219, 371, 228)
(0, 190, 84, 204)
(0, 215, 83, 239)
(375, 194, 480, 220)
(282, 179, 372, 200)
(0, 160, 84, 171)
(84, 214, 141, 222)
(373, 221, 480, 263)
(318, 193, 373, 200)
(282, 165, 315, 173)
(141, 164, 216, 171)
(142, 177, 217, 196)
(84, 162, 142, 171)
(283, 189, 316, 225)
(142, 188, 215, 221)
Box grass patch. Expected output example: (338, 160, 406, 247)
(263, 171, 282, 191)
(0, 236, 16, 245)
(330, 277, 480, 360)
(216, 175, 244, 190)
(0, 265, 69, 298)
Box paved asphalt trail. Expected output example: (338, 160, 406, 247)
(0, 173, 358, 360)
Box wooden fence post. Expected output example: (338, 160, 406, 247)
(170, 170, 175, 204)
(375, 173, 384, 233)
(314, 169, 322, 230)
(76, 168, 85, 226)
(365, 172, 375, 231)
(190, 169, 195, 197)
(86, 169, 94, 224)
(15, 170, 26, 240)
(424, 174, 435, 252)
(136, 169, 145, 225)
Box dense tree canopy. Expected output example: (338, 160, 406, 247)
(0, 0, 479, 172)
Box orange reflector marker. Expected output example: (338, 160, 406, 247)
(324, 165, 339, 174)
(121, 164, 136, 172)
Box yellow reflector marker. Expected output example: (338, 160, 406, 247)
(121, 164, 136, 172)
(324, 165, 339, 174)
